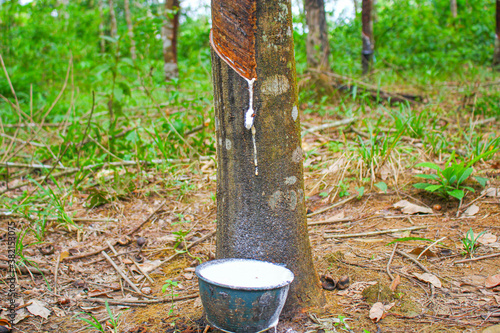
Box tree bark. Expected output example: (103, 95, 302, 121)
(361, 0, 374, 75)
(211, 0, 324, 315)
(108, 0, 117, 38)
(162, 0, 179, 81)
(98, 0, 106, 53)
(124, 0, 137, 60)
(304, 0, 330, 70)
(450, 0, 457, 18)
(494, 0, 500, 69)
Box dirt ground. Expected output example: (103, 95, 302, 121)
(1, 111, 500, 333)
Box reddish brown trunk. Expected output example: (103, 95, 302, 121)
(98, 0, 105, 53)
(162, 0, 179, 80)
(304, 0, 330, 70)
(124, 0, 137, 60)
(108, 0, 117, 38)
(361, 0, 374, 74)
(450, 0, 457, 18)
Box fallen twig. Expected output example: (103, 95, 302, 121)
(416, 237, 446, 260)
(324, 225, 427, 239)
(79, 293, 199, 306)
(307, 217, 352, 226)
(307, 195, 357, 218)
(0, 263, 51, 275)
(101, 251, 143, 296)
(395, 250, 432, 275)
(54, 254, 61, 295)
(387, 243, 398, 281)
(126, 200, 166, 236)
(310, 68, 423, 104)
(453, 252, 500, 264)
(0, 158, 213, 195)
(301, 118, 357, 136)
(145, 230, 216, 277)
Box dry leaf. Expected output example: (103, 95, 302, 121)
(494, 295, 500, 305)
(384, 302, 395, 311)
(369, 302, 386, 322)
(87, 289, 113, 298)
(27, 299, 51, 319)
(393, 200, 433, 215)
(482, 187, 500, 197)
(477, 233, 497, 245)
(137, 259, 162, 273)
(52, 307, 66, 317)
(462, 204, 479, 217)
(183, 273, 194, 280)
(390, 275, 401, 291)
(409, 247, 437, 258)
(390, 231, 411, 238)
(414, 273, 442, 288)
(485, 274, 500, 288)
(59, 251, 70, 260)
(379, 165, 391, 180)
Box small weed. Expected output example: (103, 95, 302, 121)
(356, 186, 365, 198)
(76, 300, 120, 332)
(461, 228, 486, 258)
(413, 152, 489, 200)
(105, 300, 121, 332)
(374, 181, 388, 193)
(162, 279, 179, 316)
(76, 312, 105, 332)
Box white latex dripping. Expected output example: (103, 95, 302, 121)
(244, 78, 256, 130)
(209, 31, 259, 175)
(245, 78, 259, 175)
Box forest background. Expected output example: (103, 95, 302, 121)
(0, 0, 500, 331)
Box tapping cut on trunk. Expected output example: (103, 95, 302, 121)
(210, 0, 257, 80)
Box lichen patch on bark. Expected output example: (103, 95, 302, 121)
(261, 75, 290, 96)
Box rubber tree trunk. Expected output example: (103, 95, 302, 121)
(494, 0, 500, 69)
(124, 0, 137, 61)
(98, 0, 106, 53)
(361, 0, 374, 75)
(211, 0, 324, 315)
(304, 0, 330, 70)
(450, 0, 457, 18)
(108, 0, 117, 38)
(162, 0, 179, 81)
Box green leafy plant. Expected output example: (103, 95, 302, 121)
(105, 300, 121, 332)
(461, 228, 486, 258)
(76, 301, 120, 332)
(374, 181, 388, 193)
(162, 279, 179, 315)
(413, 152, 490, 200)
(76, 311, 105, 333)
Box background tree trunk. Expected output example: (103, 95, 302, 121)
(98, 0, 106, 53)
(494, 0, 500, 68)
(211, 0, 324, 315)
(162, 0, 179, 81)
(304, 0, 330, 70)
(361, 0, 374, 75)
(108, 0, 117, 38)
(353, 0, 359, 15)
(124, 0, 137, 60)
(450, 0, 458, 17)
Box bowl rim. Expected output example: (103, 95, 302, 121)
(195, 258, 294, 291)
